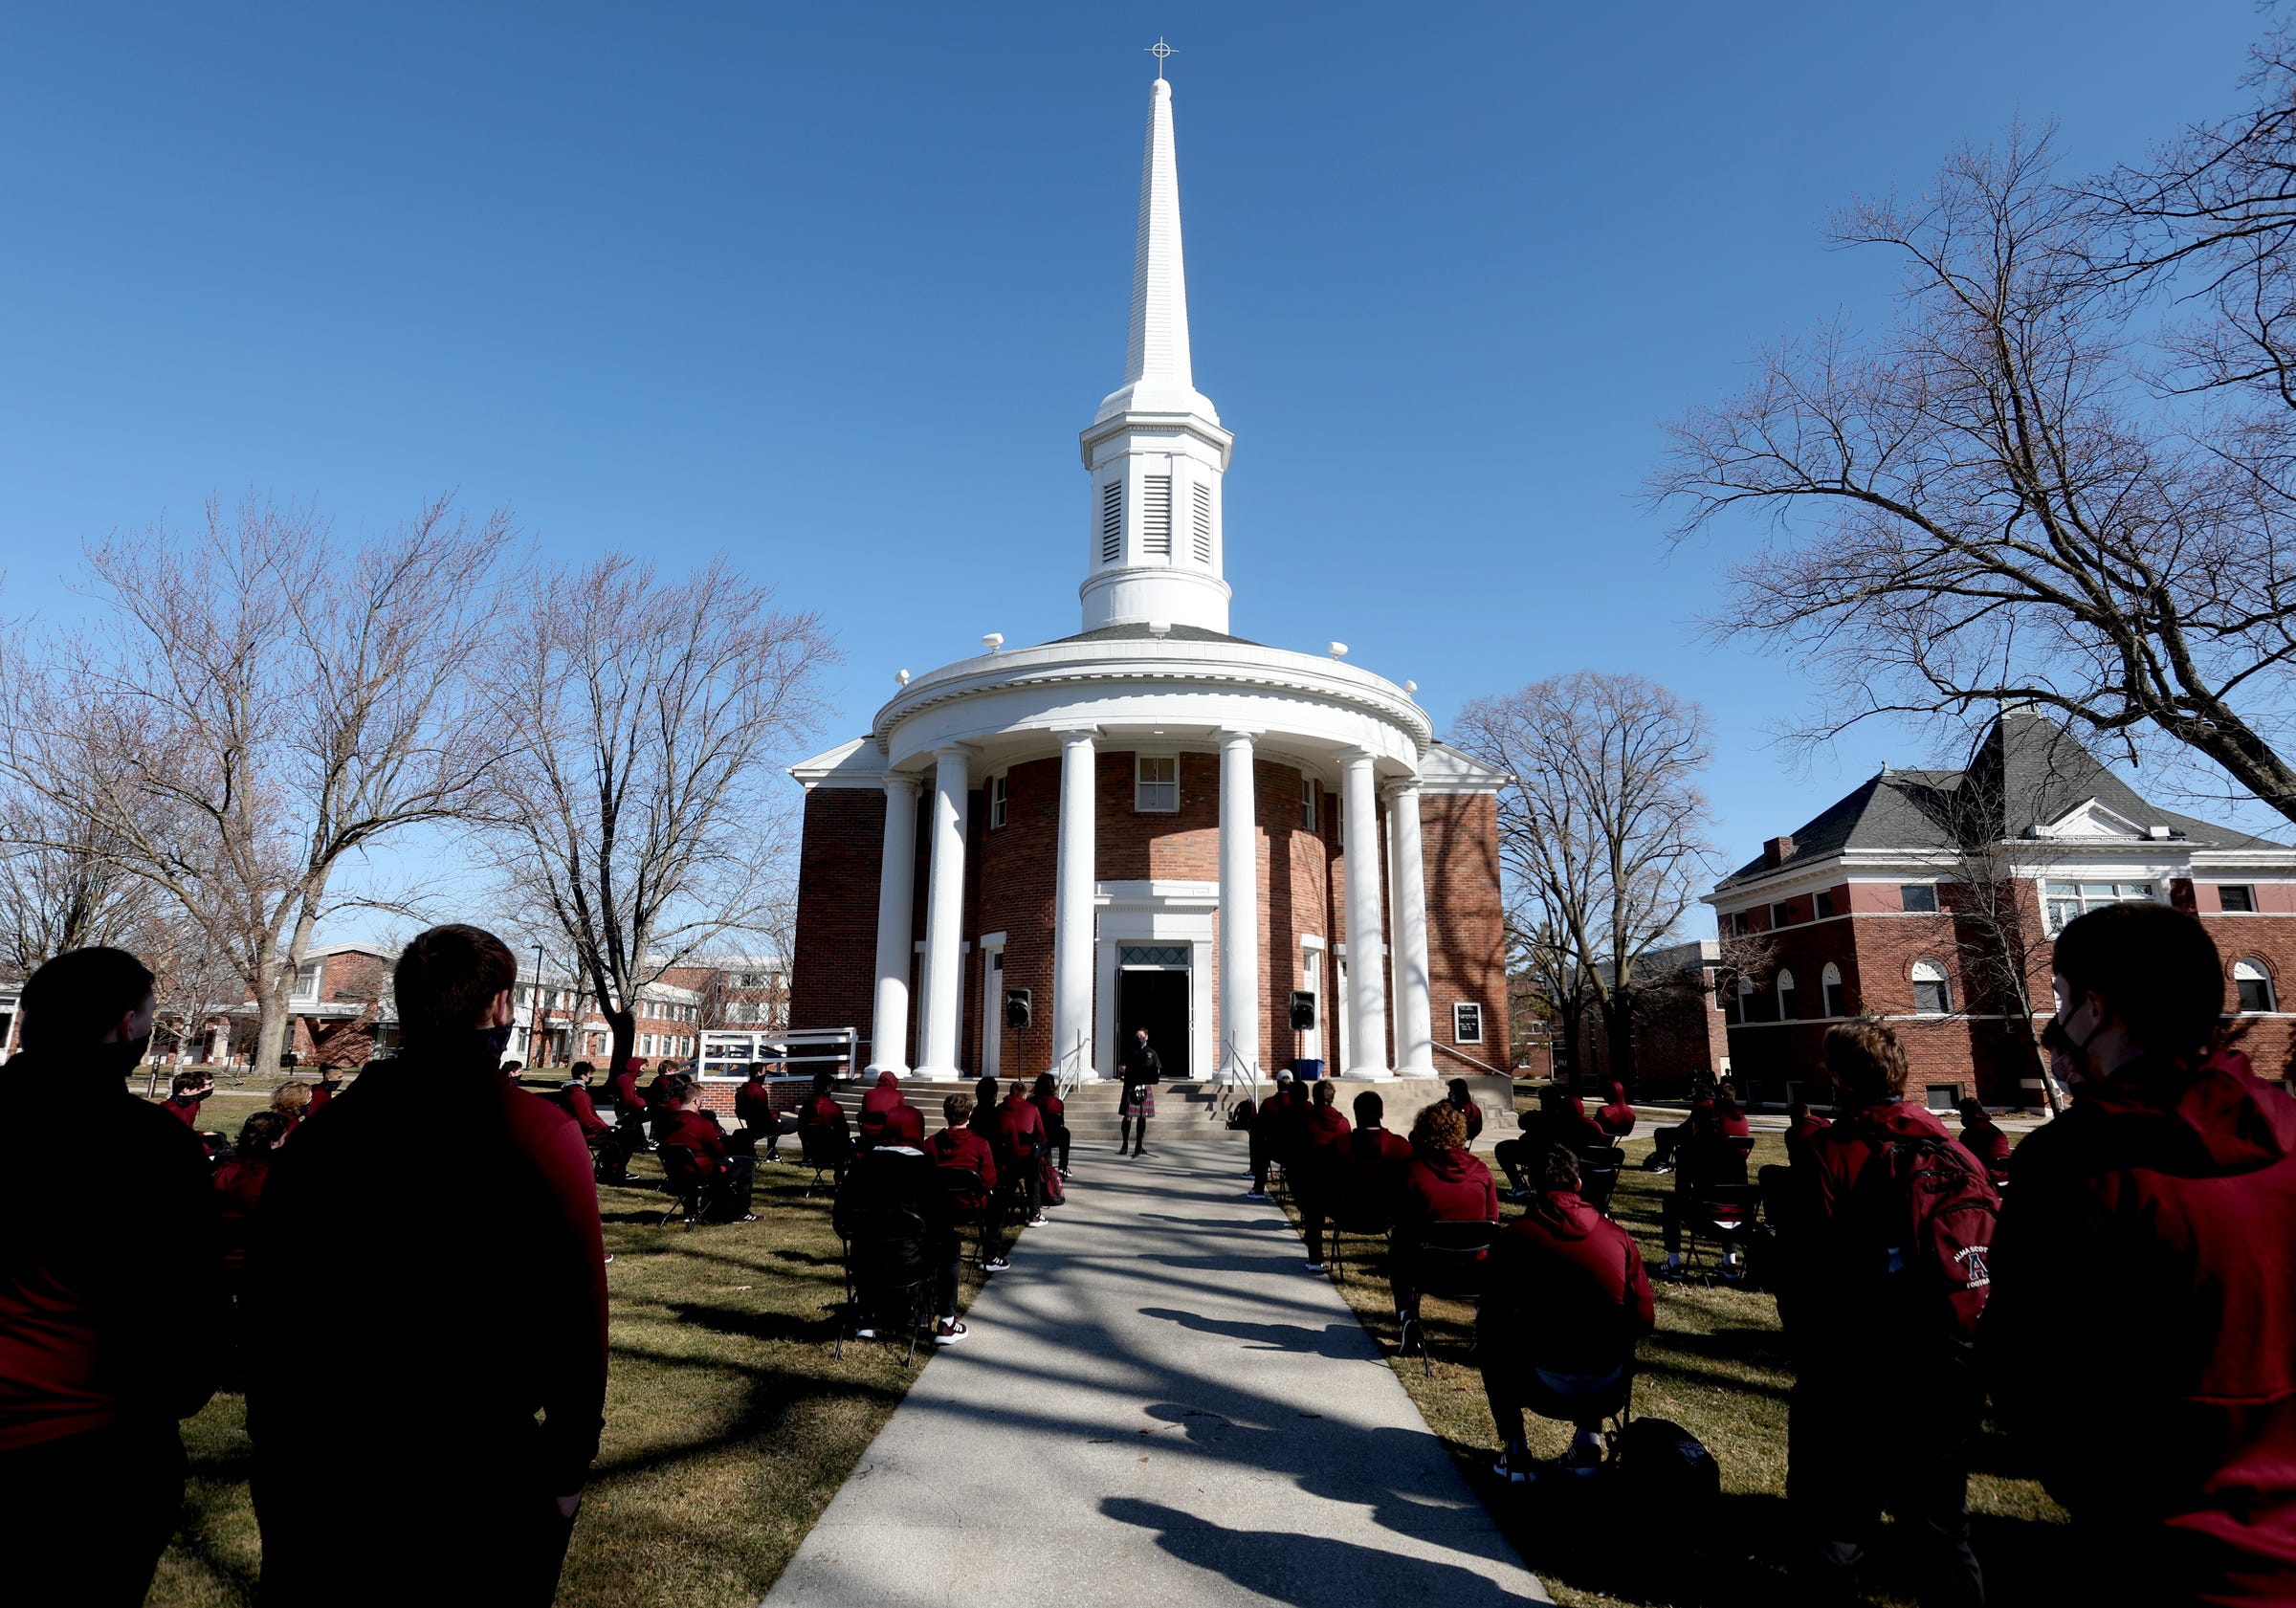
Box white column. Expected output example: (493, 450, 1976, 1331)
(916, 745, 973, 1081)
(1340, 748, 1391, 1077)
(1217, 729, 1261, 1080)
(1388, 777, 1437, 1077)
(867, 774, 919, 1073)
(1052, 728, 1100, 1081)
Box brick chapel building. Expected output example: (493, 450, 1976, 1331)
(1708, 707, 2296, 1109)
(784, 72, 1512, 1088)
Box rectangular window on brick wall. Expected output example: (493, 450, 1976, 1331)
(1815, 889, 1836, 919)
(1900, 884, 1938, 913)
(988, 773, 1008, 829)
(1772, 901, 1795, 927)
(2044, 880, 2154, 935)
(1301, 778, 1317, 831)
(2219, 884, 2257, 913)
(1136, 755, 1179, 812)
(1453, 1002, 1484, 1044)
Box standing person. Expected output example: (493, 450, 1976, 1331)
(1954, 1099, 2012, 1187)
(0, 947, 224, 1607)
(246, 924, 608, 1607)
(1983, 903, 2296, 1606)
(1785, 1019, 1994, 1608)
(1444, 1079, 1486, 1144)
(1119, 1026, 1160, 1157)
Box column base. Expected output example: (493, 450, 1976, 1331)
(909, 1065, 968, 1084)
(1344, 1065, 1396, 1081)
(1392, 1062, 1439, 1079)
(864, 1060, 912, 1078)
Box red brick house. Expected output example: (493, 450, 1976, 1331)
(1709, 709, 2296, 1109)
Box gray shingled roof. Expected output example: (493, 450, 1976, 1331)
(1049, 623, 1262, 647)
(1717, 709, 2288, 889)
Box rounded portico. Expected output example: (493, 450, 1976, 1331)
(784, 68, 1510, 1088)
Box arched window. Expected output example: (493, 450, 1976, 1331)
(1776, 968, 1798, 1022)
(1730, 976, 1753, 1025)
(1821, 962, 1846, 1018)
(1911, 959, 1952, 1016)
(2235, 958, 2276, 1014)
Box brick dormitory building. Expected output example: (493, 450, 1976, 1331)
(1699, 706, 2296, 1110)
(783, 72, 1512, 1099)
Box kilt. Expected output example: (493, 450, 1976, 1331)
(1120, 1084, 1157, 1119)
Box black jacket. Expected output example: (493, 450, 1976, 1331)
(1120, 1040, 1162, 1086)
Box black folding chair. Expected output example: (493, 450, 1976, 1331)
(798, 1122, 850, 1198)
(1395, 1220, 1498, 1378)
(655, 1144, 712, 1227)
(1577, 1145, 1626, 1218)
(1324, 1193, 1395, 1286)
(932, 1165, 996, 1268)
(835, 1209, 937, 1368)
(1681, 1182, 1764, 1284)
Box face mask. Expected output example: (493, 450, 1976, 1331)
(484, 1023, 515, 1059)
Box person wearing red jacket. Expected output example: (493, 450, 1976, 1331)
(246, 925, 607, 1607)
(882, 1100, 925, 1148)
(1294, 1081, 1354, 1271)
(657, 1092, 757, 1222)
(1029, 1073, 1071, 1178)
(1595, 1080, 1636, 1140)
(1388, 1102, 1499, 1327)
(858, 1069, 910, 1152)
(1784, 1100, 1832, 1169)
(926, 1093, 1004, 1267)
(1784, 1019, 1993, 1608)
(1444, 1079, 1486, 1144)
(213, 1110, 293, 1286)
(734, 1063, 795, 1161)
(163, 1068, 215, 1127)
(1478, 1142, 1655, 1483)
(1715, 1096, 1752, 1140)
(1496, 1085, 1606, 1198)
(997, 1089, 1049, 1226)
(793, 1069, 852, 1181)
(306, 1066, 344, 1114)
(1984, 902, 2296, 1606)
(0, 948, 224, 1608)
(1953, 1099, 2012, 1186)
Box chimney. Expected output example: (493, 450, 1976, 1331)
(1763, 834, 1796, 868)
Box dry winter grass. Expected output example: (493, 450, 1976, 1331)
(148, 1111, 1004, 1608)
(1287, 1111, 2072, 1608)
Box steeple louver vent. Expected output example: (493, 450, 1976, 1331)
(1143, 475, 1172, 556)
(1191, 483, 1213, 564)
(1100, 480, 1123, 563)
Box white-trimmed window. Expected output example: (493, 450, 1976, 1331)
(1301, 777, 1318, 832)
(292, 959, 322, 1002)
(1821, 962, 1846, 1018)
(1911, 959, 1952, 1016)
(2236, 958, 2276, 1014)
(1772, 901, 1796, 928)
(1900, 884, 1939, 914)
(1734, 976, 1754, 1023)
(2044, 880, 2155, 935)
(2219, 884, 2258, 913)
(1453, 1002, 1484, 1044)
(988, 772, 1008, 829)
(1814, 889, 1837, 920)
(1135, 755, 1179, 813)
(1776, 968, 1798, 1021)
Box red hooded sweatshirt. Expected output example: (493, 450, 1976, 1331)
(1958, 1114, 2013, 1182)
(859, 1070, 908, 1142)
(881, 1102, 925, 1148)
(1301, 1105, 1352, 1151)
(602, 1068, 641, 1115)
(657, 1107, 729, 1175)
(556, 1083, 610, 1137)
(1983, 1050, 2296, 1603)
(1785, 1108, 1832, 1169)
(734, 1078, 777, 1127)
(1486, 1188, 1655, 1375)
(1596, 1082, 1636, 1138)
(1396, 1145, 1499, 1226)
(996, 1093, 1045, 1162)
(924, 1125, 997, 1194)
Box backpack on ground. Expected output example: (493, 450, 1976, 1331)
(1225, 1097, 1256, 1132)
(1612, 1417, 1719, 1515)
(1039, 1154, 1066, 1207)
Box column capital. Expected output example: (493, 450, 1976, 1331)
(883, 771, 922, 796)
(1380, 774, 1424, 801)
(1213, 726, 1263, 743)
(1053, 725, 1101, 746)
(931, 742, 979, 760)
(1337, 746, 1380, 769)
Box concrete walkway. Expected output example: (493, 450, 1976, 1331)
(763, 1135, 1551, 1607)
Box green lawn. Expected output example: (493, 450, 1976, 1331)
(1283, 1116, 2072, 1608)
(150, 1115, 1004, 1608)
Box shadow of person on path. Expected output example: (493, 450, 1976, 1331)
(1101, 1498, 1531, 1606)
(1139, 1307, 1381, 1360)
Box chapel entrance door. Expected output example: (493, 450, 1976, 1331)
(1116, 958, 1191, 1082)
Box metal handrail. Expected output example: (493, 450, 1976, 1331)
(1433, 1040, 1511, 1079)
(1054, 1029, 1091, 1103)
(1214, 1033, 1264, 1120)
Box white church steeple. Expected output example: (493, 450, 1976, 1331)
(1078, 64, 1235, 635)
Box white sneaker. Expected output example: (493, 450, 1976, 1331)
(1562, 1439, 1603, 1478)
(934, 1321, 968, 1346)
(1492, 1445, 1534, 1485)
(1303, 1262, 1325, 1272)
(1027, 1213, 1050, 1226)
(982, 1256, 1010, 1272)
(852, 1326, 877, 1340)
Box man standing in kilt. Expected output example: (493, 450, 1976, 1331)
(1119, 1027, 1161, 1157)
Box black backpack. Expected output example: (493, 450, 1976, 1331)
(1613, 1417, 1720, 1515)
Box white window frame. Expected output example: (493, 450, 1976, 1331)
(1135, 754, 1180, 813)
(2236, 958, 2276, 1014)
(1821, 962, 1845, 1019)
(291, 959, 323, 1003)
(988, 772, 1008, 830)
(1911, 958, 1953, 1016)
(2043, 880, 2157, 936)
(1301, 776, 1317, 832)
(1771, 901, 1795, 928)
(1452, 1002, 1484, 1045)
(1776, 968, 1798, 1021)
(2219, 884, 2258, 914)
(1899, 883, 1939, 914)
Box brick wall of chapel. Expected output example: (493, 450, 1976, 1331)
(787, 785, 888, 1058)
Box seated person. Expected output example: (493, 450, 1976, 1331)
(646, 1073, 695, 1143)
(857, 1069, 912, 1151)
(1646, 1071, 1721, 1169)
(1029, 1073, 1071, 1178)
(965, 1077, 1002, 1147)
(925, 1093, 1002, 1266)
(1388, 1102, 1500, 1327)
(1444, 1079, 1487, 1144)
(1479, 1143, 1655, 1482)
(1247, 1071, 1305, 1199)
(1496, 1086, 1605, 1198)
(1594, 1080, 1636, 1140)
(881, 1098, 925, 1149)
(163, 1068, 214, 1128)
(1715, 1095, 1753, 1140)
(602, 1058, 646, 1136)
(1784, 1099, 1832, 1169)
(735, 1063, 796, 1161)
(795, 1068, 852, 1180)
(549, 1066, 613, 1138)
(306, 1066, 345, 1114)
(655, 1089, 757, 1222)
(1297, 1084, 1377, 1271)
(831, 1126, 966, 1344)
(996, 1086, 1049, 1226)
(1659, 1105, 1753, 1279)
(270, 1080, 313, 1140)
(1955, 1097, 2013, 1186)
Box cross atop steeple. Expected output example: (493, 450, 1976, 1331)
(1144, 37, 1175, 79)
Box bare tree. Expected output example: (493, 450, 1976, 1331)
(1454, 672, 1715, 1094)
(0, 763, 161, 979)
(483, 555, 835, 1073)
(1650, 129, 2296, 827)
(0, 494, 514, 1071)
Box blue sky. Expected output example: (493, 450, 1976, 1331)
(0, 2, 2276, 938)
